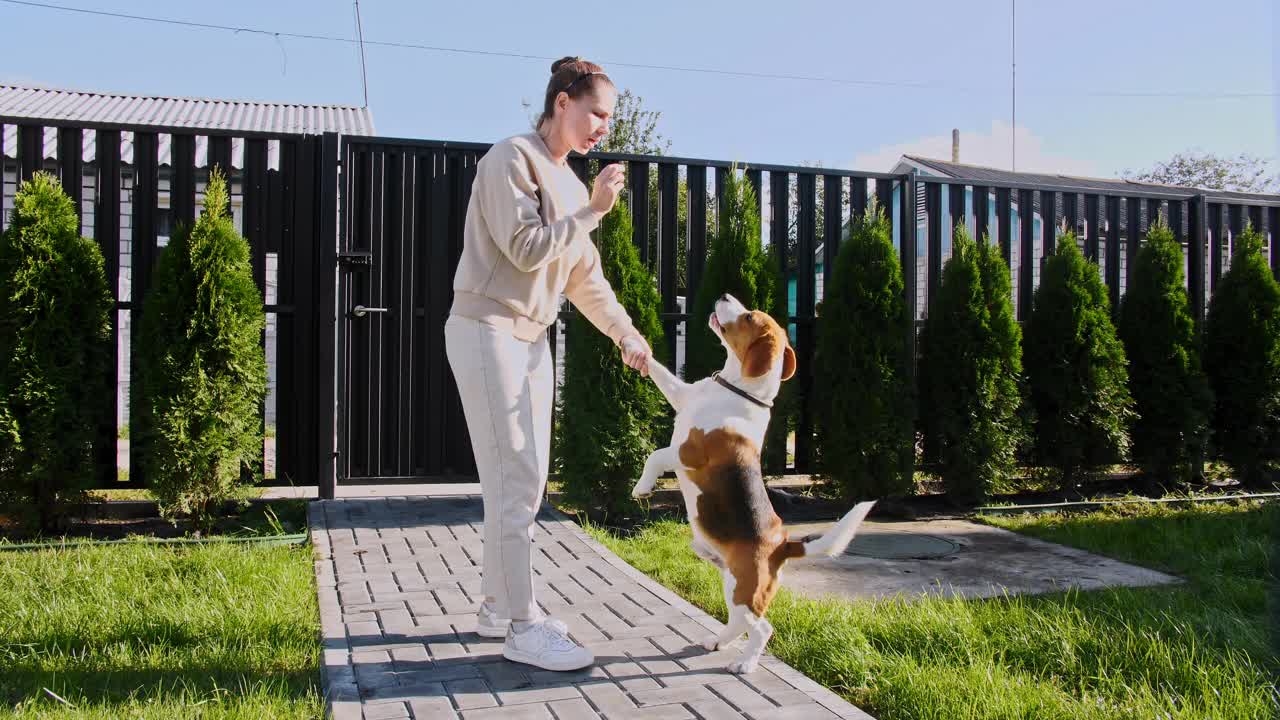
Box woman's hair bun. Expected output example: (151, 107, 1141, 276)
(550, 56, 581, 75)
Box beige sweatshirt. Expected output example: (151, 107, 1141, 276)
(450, 132, 637, 346)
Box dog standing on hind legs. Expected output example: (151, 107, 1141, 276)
(631, 293, 877, 674)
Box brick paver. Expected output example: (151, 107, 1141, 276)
(309, 493, 875, 719)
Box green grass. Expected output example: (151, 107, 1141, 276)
(588, 501, 1278, 719)
(0, 541, 322, 718)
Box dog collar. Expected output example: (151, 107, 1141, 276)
(712, 372, 773, 409)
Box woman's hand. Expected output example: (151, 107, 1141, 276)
(589, 163, 626, 215)
(619, 334, 651, 377)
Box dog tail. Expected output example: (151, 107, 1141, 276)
(783, 501, 876, 561)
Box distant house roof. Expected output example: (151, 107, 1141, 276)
(897, 155, 1278, 204)
(1, 83, 375, 167)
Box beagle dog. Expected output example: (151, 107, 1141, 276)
(632, 293, 876, 674)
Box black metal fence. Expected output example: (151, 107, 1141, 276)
(915, 177, 1280, 331)
(333, 137, 909, 484)
(0, 117, 337, 492)
(2, 118, 1278, 497)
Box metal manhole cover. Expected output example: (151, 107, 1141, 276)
(845, 530, 960, 560)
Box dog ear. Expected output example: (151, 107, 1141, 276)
(742, 333, 779, 378)
(781, 345, 796, 381)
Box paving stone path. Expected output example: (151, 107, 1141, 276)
(309, 492, 875, 719)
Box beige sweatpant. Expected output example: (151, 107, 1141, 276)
(444, 314, 553, 622)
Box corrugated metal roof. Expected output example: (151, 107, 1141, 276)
(905, 155, 1280, 203)
(0, 84, 374, 135)
(1, 84, 375, 169)
(3, 83, 373, 167)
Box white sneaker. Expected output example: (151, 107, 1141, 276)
(475, 602, 510, 639)
(502, 618, 594, 671)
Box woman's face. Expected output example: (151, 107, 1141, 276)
(555, 83, 617, 155)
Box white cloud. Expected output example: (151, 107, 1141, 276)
(852, 121, 1100, 178)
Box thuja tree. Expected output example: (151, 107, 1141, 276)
(814, 201, 914, 500)
(1117, 220, 1211, 489)
(0, 172, 112, 532)
(136, 169, 267, 530)
(1204, 224, 1280, 489)
(1023, 232, 1134, 493)
(917, 226, 1023, 504)
(555, 198, 668, 517)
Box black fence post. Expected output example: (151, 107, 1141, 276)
(996, 187, 1012, 267)
(1188, 194, 1208, 483)
(1210, 203, 1224, 294)
(974, 185, 990, 244)
(18, 124, 42, 183)
(1106, 195, 1122, 313)
(1270, 205, 1280, 281)
(56, 127, 83, 221)
(1085, 194, 1101, 262)
(925, 181, 942, 313)
(1126, 196, 1142, 296)
(1019, 189, 1036, 321)
(949, 182, 966, 239)
(687, 164, 708, 376)
(130, 131, 159, 490)
(1042, 191, 1058, 259)
(823, 174, 843, 297)
(851, 177, 868, 224)
(628, 160, 650, 264)
(318, 132, 340, 500)
(657, 162, 679, 367)
(94, 130, 122, 487)
(900, 172, 918, 492)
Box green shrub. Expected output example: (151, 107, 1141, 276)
(683, 168, 790, 471)
(0, 172, 113, 532)
(1204, 224, 1280, 489)
(814, 201, 914, 500)
(1023, 232, 1133, 493)
(1117, 220, 1211, 488)
(917, 227, 1023, 504)
(686, 168, 771, 379)
(554, 198, 668, 518)
(136, 169, 266, 529)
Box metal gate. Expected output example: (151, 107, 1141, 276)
(336, 136, 491, 484)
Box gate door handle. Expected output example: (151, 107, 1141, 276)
(350, 305, 388, 318)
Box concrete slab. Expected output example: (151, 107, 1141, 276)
(781, 519, 1181, 602)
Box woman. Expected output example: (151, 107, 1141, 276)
(445, 56, 652, 672)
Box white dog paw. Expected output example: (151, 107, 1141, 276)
(727, 658, 758, 674)
(631, 483, 654, 499)
(701, 635, 720, 652)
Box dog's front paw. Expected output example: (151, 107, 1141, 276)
(701, 634, 720, 652)
(726, 658, 759, 674)
(631, 481, 655, 499)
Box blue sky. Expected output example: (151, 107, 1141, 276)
(2, 0, 1276, 178)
